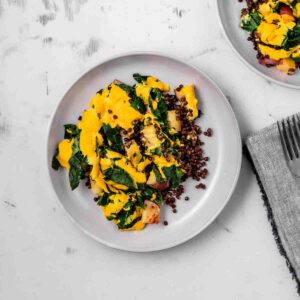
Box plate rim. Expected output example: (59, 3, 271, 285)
(46, 51, 242, 252)
(215, 0, 300, 90)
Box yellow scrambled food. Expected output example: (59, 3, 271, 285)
(52, 74, 200, 231)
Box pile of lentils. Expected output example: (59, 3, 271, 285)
(162, 88, 212, 222)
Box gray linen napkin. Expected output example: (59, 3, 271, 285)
(246, 122, 300, 293)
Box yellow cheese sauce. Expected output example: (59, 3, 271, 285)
(258, 44, 291, 60)
(146, 76, 170, 91)
(90, 84, 142, 131)
(176, 85, 199, 119)
(257, 13, 295, 46)
(115, 158, 147, 185)
(103, 193, 130, 218)
(56, 139, 73, 171)
(135, 84, 151, 104)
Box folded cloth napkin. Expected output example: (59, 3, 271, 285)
(245, 121, 300, 294)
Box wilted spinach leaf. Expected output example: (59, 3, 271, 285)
(100, 124, 124, 154)
(104, 166, 135, 189)
(151, 146, 162, 156)
(283, 27, 300, 49)
(133, 73, 147, 83)
(64, 124, 80, 140)
(142, 187, 155, 199)
(241, 11, 261, 32)
(131, 95, 146, 114)
(51, 148, 61, 170)
(162, 165, 184, 188)
(152, 165, 165, 183)
(115, 200, 138, 229)
(118, 214, 141, 230)
(69, 155, 82, 190)
(153, 192, 164, 205)
(136, 194, 145, 208)
(292, 57, 300, 63)
(150, 88, 168, 126)
(97, 193, 110, 206)
(68, 136, 89, 190)
(118, 83, 133, 94)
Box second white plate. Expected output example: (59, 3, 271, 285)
(47, 52, 242, 252)
(216, 0, 300, 89)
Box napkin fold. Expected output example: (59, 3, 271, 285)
(245, 121, 300, 294)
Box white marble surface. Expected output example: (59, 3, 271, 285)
(1, 0, 300, 299)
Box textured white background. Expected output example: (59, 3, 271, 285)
(1, 0, 300, 299)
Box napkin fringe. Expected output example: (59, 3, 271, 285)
(244, 147, 300, 295)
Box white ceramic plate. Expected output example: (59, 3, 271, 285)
(47, 53, 242, 252)
(216, 0, 300, 89)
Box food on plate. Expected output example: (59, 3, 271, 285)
(52, 74, 211, 231)
(240, 0, 300, 75)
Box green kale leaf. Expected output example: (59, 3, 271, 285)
(241, 11, 261, 32)
(131, 95, 146, 114)
(51, 148, 61, 170)
(97, 193, 110, 206)
(104, 166, 135, 189)
(133, 73, 148, 83)
(100, 124, 124, 154)
(162, 165, 184, 188)
(64, 124, 80, 140)
(118, 83, 133, 94)
(283, 26, 300, 50)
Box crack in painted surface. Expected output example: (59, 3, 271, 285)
(173, 7, 186, 18)
(0, 111, 10, 139)
(63, 0, 87, 21)
(189, 47, 217, 59)
(7, 0, 26, 9)
(43, 37, 53, 45)
(4, 200, 16, 208)
(81, 38, 100, 57)
(38, 13, 55, 26)
(1, 46, 17, 59)
(66, 246, 76, 255)
(215, 218, 232, 234)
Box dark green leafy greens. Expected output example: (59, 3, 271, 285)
(69, 155, 83, 190)
(162, 165, 185, 188)
(118, 83, 133, 94)
(133, 73, 148, 83)
(283, 26, 300, 49)
(152, 165, 165, 183)
(241, 11, 261, 32)
(64, 124, 80, 140)
(150, 146, 162, 156)
(52, 126, 87, 190)
(142, 187, 155, 199)
(104, 166, 135, 189)
(97, 193, 110, 206)
(51, 148, 61, 170)
(131, 95, 146, 114)
(69, 136, 89, 190)
(100, 124, 124, 154)
(292, 56, 300, 63)
(149, 88, 168, 128)
(153, 192, 164, 205)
